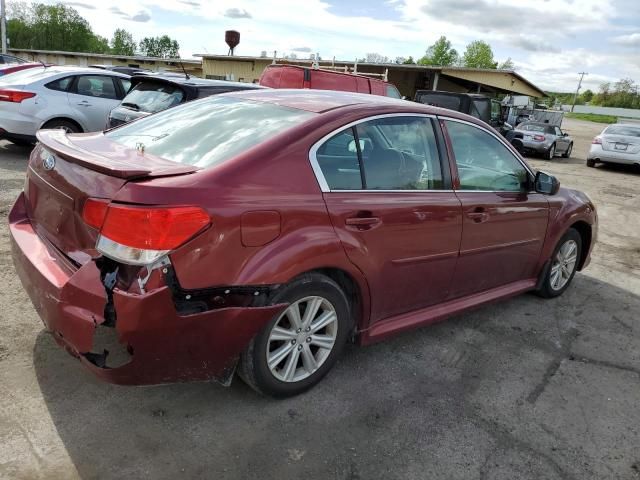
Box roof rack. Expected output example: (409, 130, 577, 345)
(271, 52, 389, 82)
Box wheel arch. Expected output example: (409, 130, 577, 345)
(309, 267, 364, 339)
(569, 220, 592, 270)
(40, 117, 85, 133)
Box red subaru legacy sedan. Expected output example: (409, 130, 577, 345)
(10, 90, 597, 396)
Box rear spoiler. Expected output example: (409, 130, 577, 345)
(36, 130, 199, 179)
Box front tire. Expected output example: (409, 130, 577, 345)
(562, 143, 573, 158)
(536, 228, 582, 298)
(239, 273, 351, 397)
(545, 143, 556, 160)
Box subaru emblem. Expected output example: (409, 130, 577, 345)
(42, 153, 56, 171)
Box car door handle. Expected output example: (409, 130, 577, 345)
(466, 209, 490, 223)
(345, 217, 381, 230)
(77, 101, 91, 107)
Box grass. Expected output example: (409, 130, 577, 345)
(565, 112, 619, 124)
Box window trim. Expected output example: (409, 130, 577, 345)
(440, 116, 535, 193)
(309, 112, 447, 193)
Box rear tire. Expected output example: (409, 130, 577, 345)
(536, 228, 582, 298)
(562, 142, 573, 158)
(41, 119, 81, 133)
(586, 158, 596, 168)
(239, 273, 351, 397)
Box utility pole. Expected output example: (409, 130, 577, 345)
(570, 72, 588, 112)
(1, 0, 7, 54)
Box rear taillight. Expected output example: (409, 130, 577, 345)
(83, 199, 210, 265)
(0, 89, 36, 103)
(592, 137, 602, 145)
(533, 134, 545, 142)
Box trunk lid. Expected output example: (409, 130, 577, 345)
(25, 130, 199, 265)
(601, 134, 640, 154)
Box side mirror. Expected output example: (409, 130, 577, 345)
(534, 171, 560, 195)
(562, 132, 569, 137)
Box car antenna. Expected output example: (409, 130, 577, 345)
(179, 60, 190, 80)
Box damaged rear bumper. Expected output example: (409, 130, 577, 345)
(9, 192, 286, 386)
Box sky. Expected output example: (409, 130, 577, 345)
(53, 0, 640, 92)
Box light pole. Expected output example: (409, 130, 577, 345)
(0, 0, 6, 54)
(570, 72, 588, 112)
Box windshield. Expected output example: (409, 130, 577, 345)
(105, 96, 315, 168)
(605, 125, 640, 137)
(123, 81, 186, 113)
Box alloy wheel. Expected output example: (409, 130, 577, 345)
(550, 239, 578, 291)
(266, 296, 338, 383)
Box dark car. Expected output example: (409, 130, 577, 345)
(10, 90, 597, 397)
(107, 74, 265, 127)
(414, 90, 507, 133)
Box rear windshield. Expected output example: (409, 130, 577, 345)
(123, 81, 186, 114)
(105, 96, 315, 168)
(605, 125, 640, 137)
(519, 124, 546, 133)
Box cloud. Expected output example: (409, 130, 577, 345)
(179, 0, 200, 5)
(291, 46, 312, 52)
(109, 6, 128, 17)
(65, 2, 96, 9)
(223, 8, 252, 19)
(611, 33, 640, 47)
(131, 11, 151, 22)
(511, 35, 561, 53)
(419, 0, 599, 34)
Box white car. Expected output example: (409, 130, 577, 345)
(0, 66, 131, 146)
(587, 123, 640, 168)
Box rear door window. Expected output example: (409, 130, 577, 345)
(315, 116, 444, 190)
(73, 75, 119, 100)
(122, 81, 186, 113)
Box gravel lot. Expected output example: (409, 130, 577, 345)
(1, 118, 639, 480)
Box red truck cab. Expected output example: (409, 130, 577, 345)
(259, 64, 402, 98)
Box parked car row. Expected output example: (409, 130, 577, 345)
(0, 65, 264, 145)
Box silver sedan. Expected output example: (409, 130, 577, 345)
(0, 66, 130, 146)
(587, 123, 640, 168)
(509, 121, 573, 160)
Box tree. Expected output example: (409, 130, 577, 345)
(111, 29, 136, 56)
(462, 40, 497, 69)
(403, 56, 416, 64)
(363, 52, 390, 63)
(498, 57, 515, 70)
(581, 89, 594, 103)
(7, 2, 111, 53)
(139, 35, 180, 58)
(418, 36, 458, 66)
